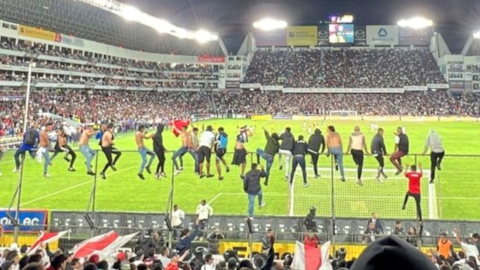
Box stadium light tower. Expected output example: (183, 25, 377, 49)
(474, 31, 480, 39)
(397, 17, 433, 29)
(253, 18, 288, 31)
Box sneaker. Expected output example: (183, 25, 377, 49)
(304, 182, 310, 188)
(376, 176, 383, 183)
(247, 217, 254, 220)
(437, 163, 442, 171)
(226, 167, 230, 173)
(259, 202, 266, 208)
(100, 172, 106, 180)
(279, 165, 283, 170)
(240, 175, 245, 180)
(145, 166, 151, 174)
(219, 176, 224, 181)
(199, 174, 206, 179)
(340, 177, 346, 182)
(206, 174, 215, 178)
(264, 181, 268, 186)
(111, 166, 117, 172)
(395, 170, 402, 176)
(44, 173, 51, 178)
(356, 179, 364, 186)
(64, 157, 71, 162)
(87, 171, 96, 176)
(155, 173, 161, 179)
(381, 172, 388, 179)
(429, 179, 435, 184)
(335, 164, 339, 171)
(12, 167, 19, 173)
(402, 205, 406, 210)
(314, 174, 320, 179)
(161, 172, 167, 177)
(179, 167, 184, 171)
(174, 170, 182, 176)
(289, 183, 293, 188)
(68, 167, 76, 172)
(138, 174, 145, 180)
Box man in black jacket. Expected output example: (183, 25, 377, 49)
(278, 127, 294, 180)
(256, 128, 280, 185)
(371, 128, 388, 182)
(244, 163, 267, 219)
(289, 135, 309, 188)
(390, 127, 409, 175)
(307, 129, 325, 178)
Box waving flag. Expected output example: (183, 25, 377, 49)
(172, 120, 190, 137)
(293, 241, 332, 270)
(27, 230, 70, 255)
(71, 231, 139, 259)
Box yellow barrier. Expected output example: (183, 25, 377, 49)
(251, 115, 272, 121)
(1, 235, 59, 250)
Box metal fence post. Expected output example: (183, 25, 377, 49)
(168, 154, 175, 248)
(331, 154, 336, 251)
(13, 154, 26, 242)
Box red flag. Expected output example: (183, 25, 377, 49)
(71, 231, 138, 259)
(27, 230, 69, 255)
(172, 120, 190, 137)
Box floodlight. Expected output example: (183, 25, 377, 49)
(253, 18, 288, 31)
(397, 17, 433, 29)
(195, 30, 217, 43)
(119, 5, 142, 21)
(474, 31, 480, 39)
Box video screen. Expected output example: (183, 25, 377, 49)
(329, 24, 354, 43)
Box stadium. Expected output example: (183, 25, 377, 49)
(0, 0, 480, 269)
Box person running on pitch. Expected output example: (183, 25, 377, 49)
(13, 123, 39, 173)
(215, 127, 230, 181)
(136, 125, 155, 180)
(100, 123, 121, 179)
(421, 129, 445, 184)
(197, 126, 216, 178)
(172, 125, 198, 175)
(256, 127, 279, 186)
(346, 126, 370, 186)
(232, 126, 249, 179)
(278, 127, 294, 180)
(51, 128, 76, 172)
(153, 124, 167, 179)
(289, 135, 309, 188)
(37, 123, 54, 178)
(402, 163, 423, 223)
(326, 126, 345, 182)
(307, 128, 325, 178)
(79, 125, 98, 176)
(371, 128, 388, 182)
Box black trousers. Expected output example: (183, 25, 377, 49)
(53, 145, 76, 168)
(101, 146, 122, 173)
(403, 192, 422, 221)
(155, 149, 166, 174)
(375, 154, 385, 174)
(309, 152, 320, 176)
(351, 149, 364, 180)
(430, 151, 445, 181)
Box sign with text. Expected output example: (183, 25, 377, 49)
(18, 25, 60, 42)
(197, 55, 225, 63)
(399, 28, 432, 46)
(366, 25, 399, 45)
(354, 25, 367, 46)
(0, 209, 48, 233)
(286, 26, 318, 46)
(317, 24, 329, 46)
(253, 29, 286, 47)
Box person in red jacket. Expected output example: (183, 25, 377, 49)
(402, 163, 423, 223)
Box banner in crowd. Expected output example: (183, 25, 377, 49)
(354, 25, 367, 46)
(427, 84, 449, 89)
(317, 24, 329, 46)
(0, 209, 48, 233)
(197, 55, 225, 63)
(404, 86, 428, 91)
(292, 241, 331, 270)
(286, 26, 318, 46)
(273, 114, 293, 120)
(399, 28, 433, 46)
(27, 230, 70, 255)
(240, 83, 261, 89)
(71, 231, 139, 259)
(57, 34, 85, 48)
(251, 115, 272, 120)
(18, 25, 60, 42)
(366, 25, 399, 45)
(253, 29, 286, 46)
(260, 85, 283, 91)
(283, 88, 404, 93)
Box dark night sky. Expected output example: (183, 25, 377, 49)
(120, 0, 480, 54)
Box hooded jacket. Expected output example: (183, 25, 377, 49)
(351, 235, 438, 270)
(153, 124, 165, 152)
(244, 168, 267, 194)
(307, 129, 325, 154)
(280, 131, 294, 151)
(263, 130, 280, 156)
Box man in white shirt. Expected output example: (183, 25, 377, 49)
(196, 199, 213, 236)
(422, 129, 445, 184)
(455, 228, 480, 265)
(172, 204, 185, 239)
(197, 126, 216, 178)
(201, 254, 215, 270)
(158, 247, 171, 267)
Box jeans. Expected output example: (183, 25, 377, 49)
(329, 147, 345, 178)
(43, 149, 50, 174)
(14, 145, 35, 169)
(172, 147, 198, 172)
(80, 145, 96, 172)
(256, 149, 274, 178)
(139, 147, 155, 174)
(290, 155, 307, 184)
(248, 190, 263, 218)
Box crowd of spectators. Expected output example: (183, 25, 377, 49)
(243, 48, 446, 88)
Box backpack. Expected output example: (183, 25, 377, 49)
(24, 129, 37, 145)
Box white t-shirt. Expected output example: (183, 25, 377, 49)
(201, 264, 215, 270)
(172, 209, 185, 227)
(196, 204, 213, 220)
(461, 242, 480, 264)
(199, 131, 215, 148)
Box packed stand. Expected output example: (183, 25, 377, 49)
(243, 48, 446, 88)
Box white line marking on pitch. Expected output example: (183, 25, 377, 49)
(20, 166, 136, 207)
(208, 193, 223, 205)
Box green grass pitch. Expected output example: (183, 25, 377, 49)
(1, 119, 480, 221)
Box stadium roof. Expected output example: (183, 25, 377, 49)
(0, 0, 228, 56)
